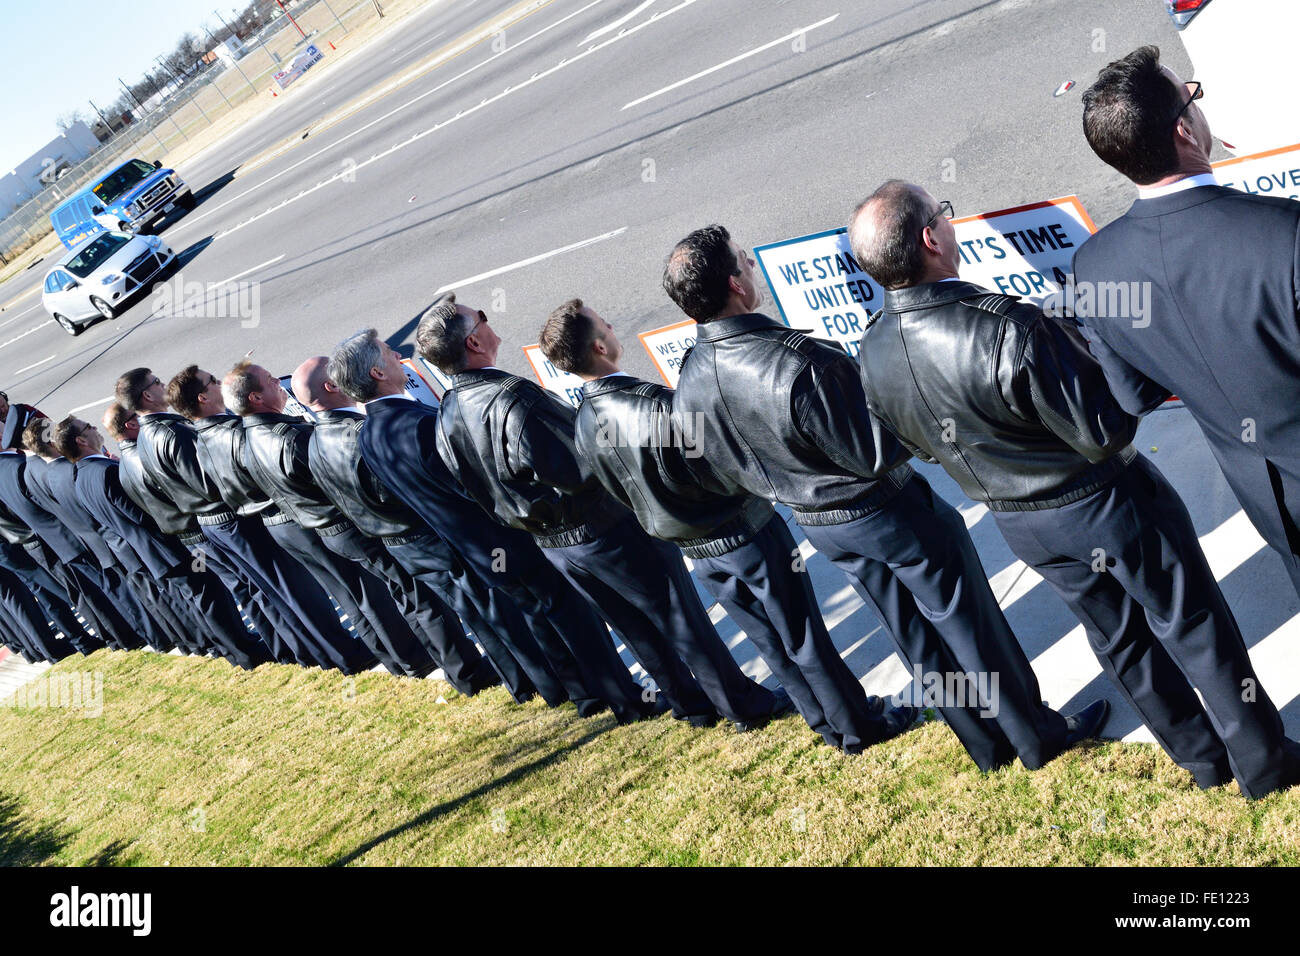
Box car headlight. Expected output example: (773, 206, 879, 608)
(100, 273, 121, 285)
(147, 235, 163, 248)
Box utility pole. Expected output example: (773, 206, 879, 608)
(275, 0, 308, 41)
(205, 24, 256, 94)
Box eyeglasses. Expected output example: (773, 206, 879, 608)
(926, 200, 954, 228)
(467, 309, 487, 340)
(202, 374, 219, 389)
(1173, 80, 1203, 127)
(150, 376, 162, 388)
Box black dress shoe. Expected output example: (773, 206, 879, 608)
(872, 702, 920, 745)
(733, 687, 797, 732)
(1062, 699, 1110, 747)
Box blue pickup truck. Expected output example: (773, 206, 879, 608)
(50, 158, 194, 250)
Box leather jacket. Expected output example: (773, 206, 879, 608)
(192, 414, 284, 524)
(136, 412, 237, 526)
(671, 312, 913, 525)
(436, 368, 627, 548)
(575, 375, 774, 558)
(241, 412, 345, 531)
(307, 409, 425, 539)
(118, 439, 201, 538)
(860, 282, 1138, 512)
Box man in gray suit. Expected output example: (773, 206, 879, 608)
(1074, 45, 1300, 596)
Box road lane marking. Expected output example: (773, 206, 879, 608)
(11, 354, 54, 375)
(153, 255, 286, 318)
(0, 320, 54, 353)
(580, 0, 655, 43)
(70, 396, 116, 413)
(622, 13, 839, 110)
(433, 228, 627, 294)
(0, 303, 41, 332)
(183, 0, 613, 231)
(211, 1, 699, 241)
(399, 29, 447, 61)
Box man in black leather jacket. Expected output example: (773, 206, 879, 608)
(107, 402, 257, 660)
(165, 363, 376, 676)
(422, 296, 787, 733)
(119, 366, 345, 670)
(332, 330, 626, 720)
(851, 180, 1300, 798)
(295, 354, 547, 703)
(540, 298, 910, 752)
(666, 223, 1107, 772)
(224, 357, 496, 690)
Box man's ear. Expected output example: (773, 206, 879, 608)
(921, 225, 941, 255)
(1175, 117, 1199, 150)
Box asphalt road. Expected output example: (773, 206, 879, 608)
(0, 0, 1195, 420)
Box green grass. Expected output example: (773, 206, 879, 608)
(1, 649, 1296, 866)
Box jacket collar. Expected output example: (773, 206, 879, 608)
(1119, 183, 1233, 219)
(317, 408, 364, 422)
(580, 374, 648, 398)
(693, 312, 792, 342)
(451, 367, 516, 390)
(139, 411, 188, 424)
(242, 412, 305, 427)
(194, 413, 241, 432)
(882, 280, 995, 314)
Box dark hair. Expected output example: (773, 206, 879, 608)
(166, 365, 206, 420)
(538, 299, 598, 375)
(53, 417, 85, 461)
(103, 403, 133, 442)
(848, 180, 933, 290)
(414, 294, 473, 375)
(115, 367, 155, 412)
(23, 416, 55, 457)
(1082, 45, 1186, 185)
(662, 224, 741, 323)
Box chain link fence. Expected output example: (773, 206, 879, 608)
(1, 0, 376, 266)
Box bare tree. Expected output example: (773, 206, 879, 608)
(55, 109, 90, 132)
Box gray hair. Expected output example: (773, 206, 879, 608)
(329, 328, 385, 402)
(221, 359, 261, 416)
(848, 180, 932, 291)
(414, 294, 472, 375)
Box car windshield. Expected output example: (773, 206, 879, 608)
(65, 233, 133, 277)
(91, 160, 156, 204)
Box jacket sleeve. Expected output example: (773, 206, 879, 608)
(432, 407, 465, 490)
(1017, 310, 1139, 462)
(858, 355, 939, 465)
(165, 425, 221, 499)
(511, 399, 589, 495)
(793, 352, 911, 479)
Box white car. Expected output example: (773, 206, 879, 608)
(41, 231, 176, 335)
(1166, 0, 1300, 156)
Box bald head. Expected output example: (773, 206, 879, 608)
(292, 356, 351, 411)
(849, 180, 957, 290)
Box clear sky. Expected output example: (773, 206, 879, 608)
(0, 0, 256, 173)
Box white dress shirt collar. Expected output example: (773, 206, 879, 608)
(1136, 172, 1218, 200)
